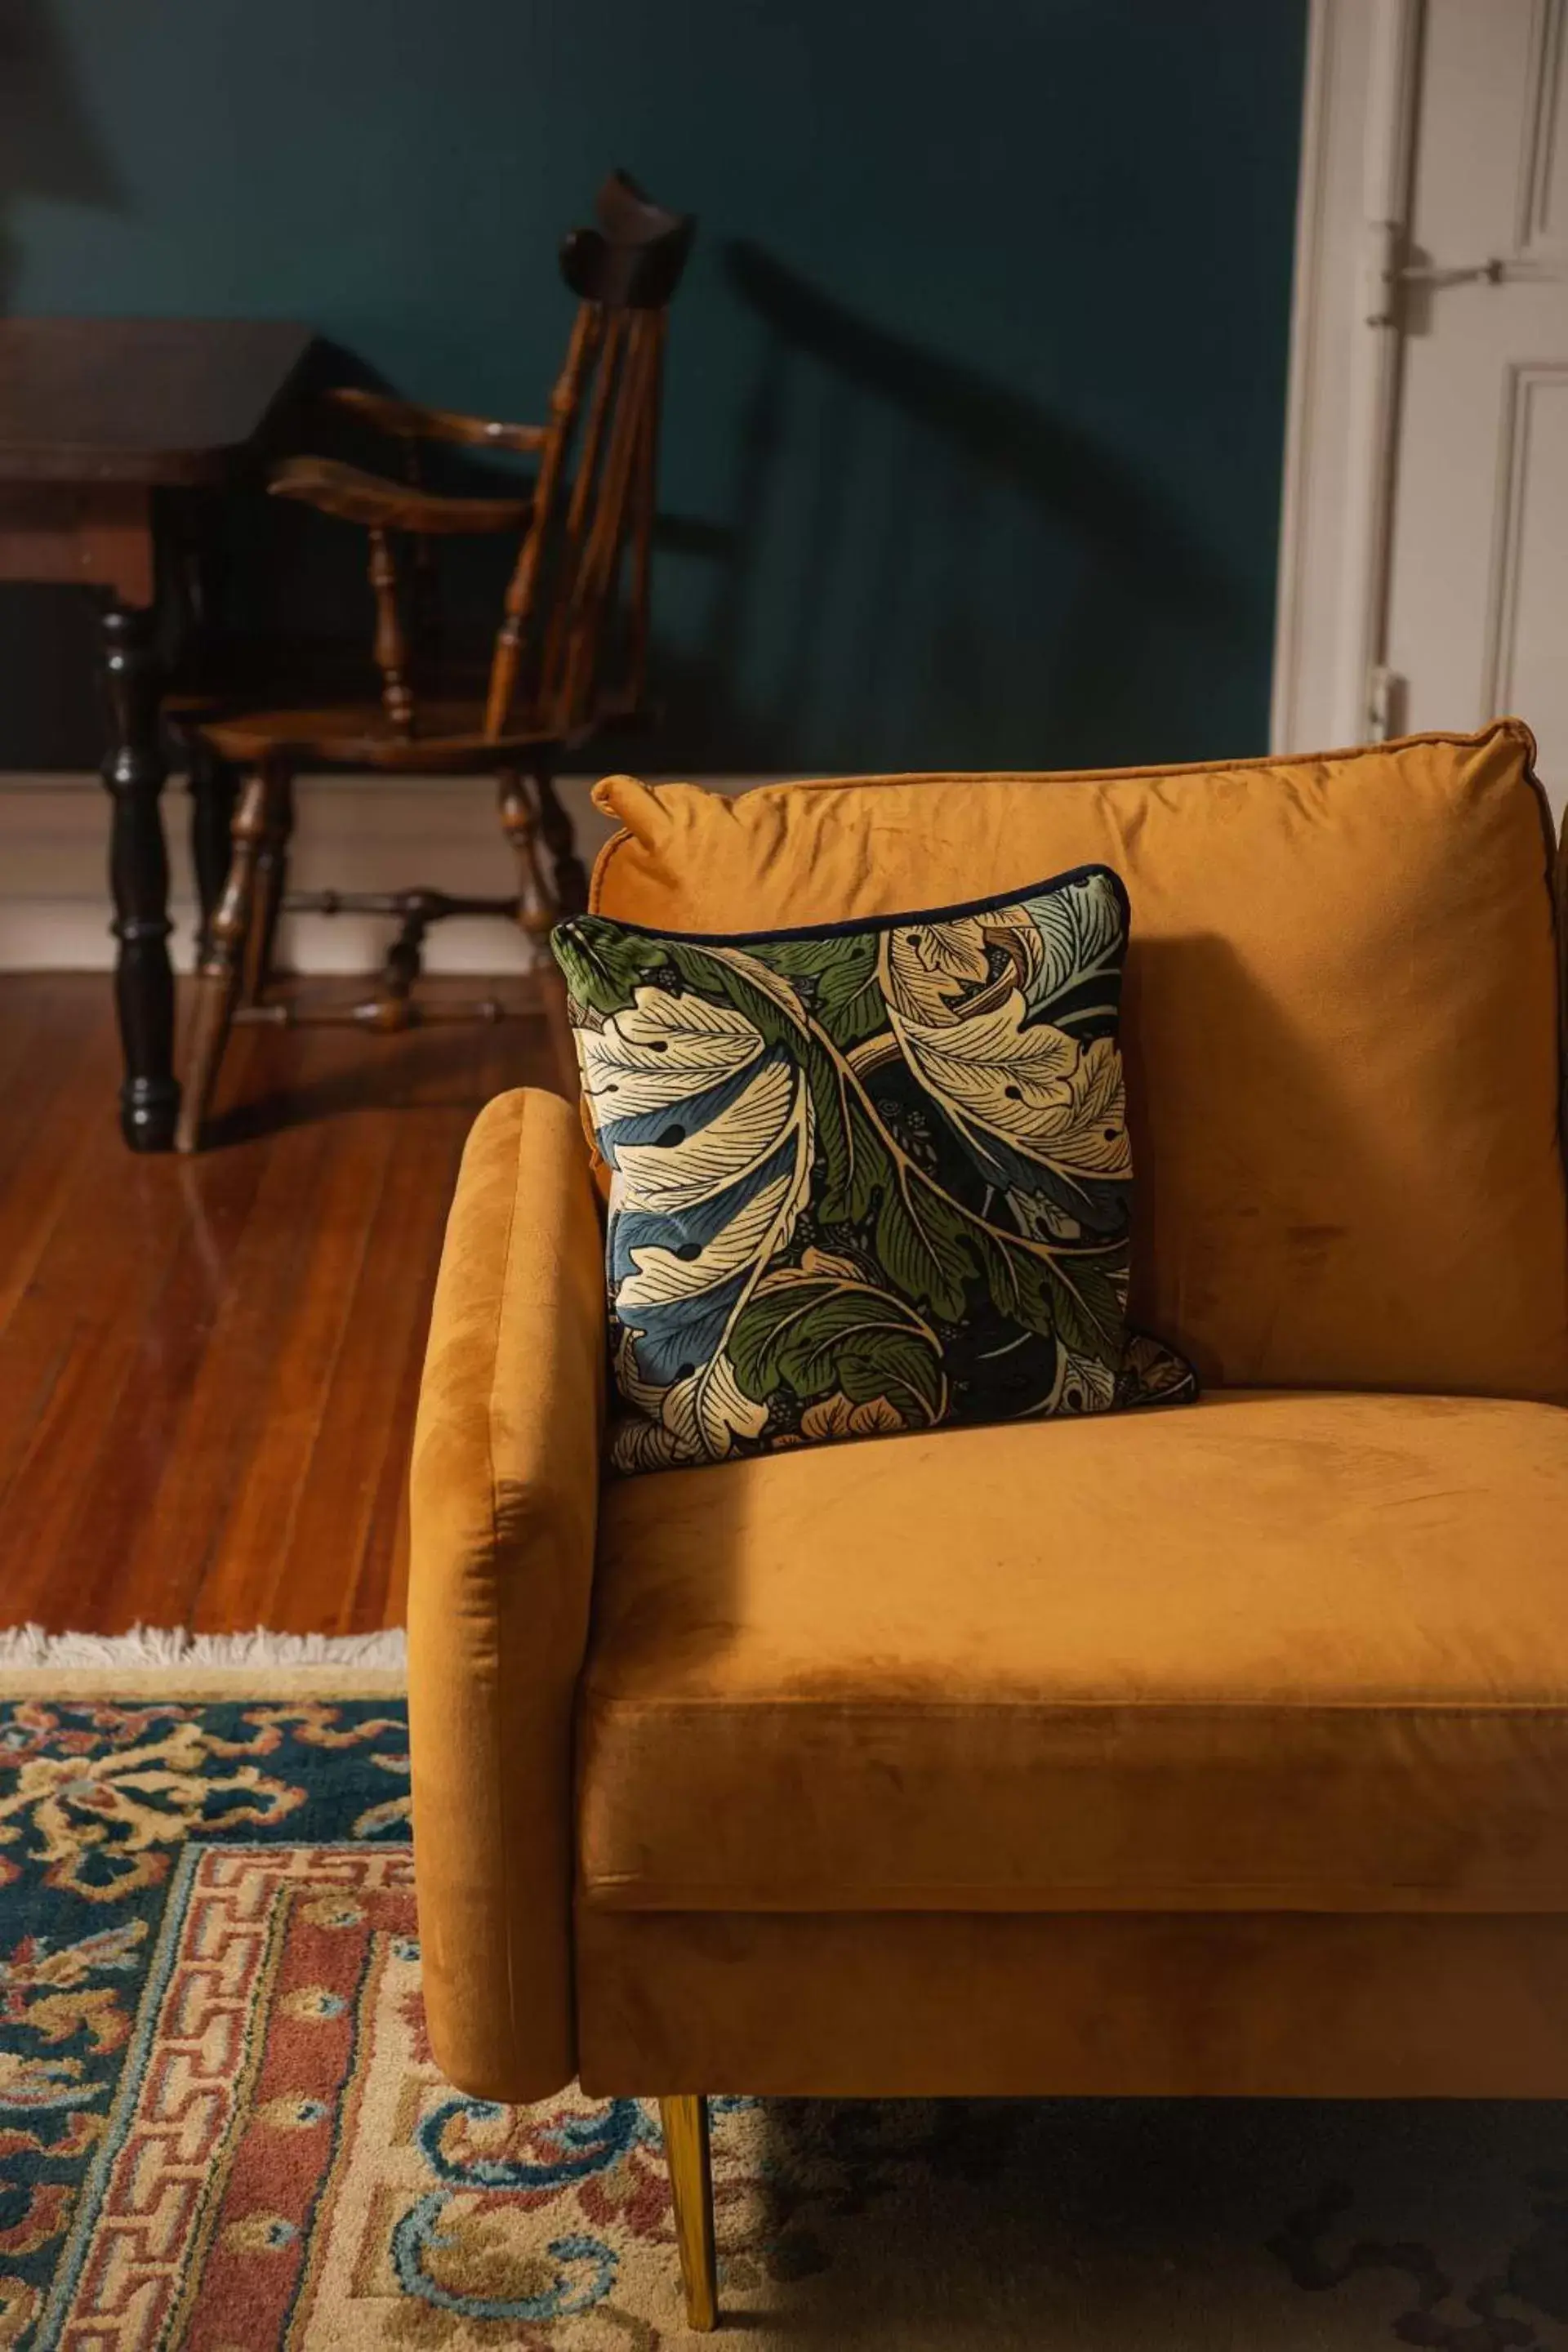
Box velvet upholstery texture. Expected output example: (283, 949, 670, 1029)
(574, 1909, 1568, 2100)
(579, 1392, 1568, 1915)
(407, 727, 1568, 2111)
(590, 723, 1568, 1398)
(407, 1089, 605, 2102)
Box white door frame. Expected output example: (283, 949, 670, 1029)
(1270, 0, 1426, 752)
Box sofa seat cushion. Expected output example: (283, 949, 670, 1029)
(589, 724, 1568, 1398)
(577, 1392, 1568, 1914)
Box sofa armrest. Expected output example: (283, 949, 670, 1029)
(408, 1087, 605, 2100)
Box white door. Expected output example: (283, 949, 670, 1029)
(1382, 0, 1568, 810)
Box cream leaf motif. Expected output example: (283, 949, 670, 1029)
(579, 986, 762, 1123)
(882, 920, 992, 1025)
(798, 1245, 866, 1281)
(799, 1392, 906, 1441)
(611, 1345, 769, 1473)
(612, 1059, 800, 1218)
(893, 998, 1130, 1184)
(599, 982, 817, 1471)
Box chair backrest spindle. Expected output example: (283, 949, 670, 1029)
(483, 174, 694, 746)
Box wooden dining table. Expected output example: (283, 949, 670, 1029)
(0, 318, 313, 1149)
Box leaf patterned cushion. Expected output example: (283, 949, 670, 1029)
(551, 866, 1196, 1475)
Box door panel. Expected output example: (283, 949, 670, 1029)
(1487, 363, 1568, 735)
(1522, 0, 1568, 256)
(1384, 0, 1568, 808)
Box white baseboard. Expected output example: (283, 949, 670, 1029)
(0, 771, 761, 974)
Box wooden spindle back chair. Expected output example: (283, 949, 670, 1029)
(172, 173, 693, 1152)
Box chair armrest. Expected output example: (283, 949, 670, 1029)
(408, 1088, 606, 2101)
(269, 454, 531, 535)
(327, 384, 550, 455)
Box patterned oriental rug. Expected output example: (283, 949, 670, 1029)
(2, 1661, 1567, 2350)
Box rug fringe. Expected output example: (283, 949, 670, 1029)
(0, 1623, 408, 1669)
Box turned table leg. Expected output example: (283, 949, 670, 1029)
(99, 599, 179, 1151)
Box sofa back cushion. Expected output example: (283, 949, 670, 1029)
(589, 722, 1568, 1396)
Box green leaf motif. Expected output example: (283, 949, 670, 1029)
(994, 1231, 1127, 1361)
(551, 918, 666, 1019)
(730, 1270, 947, 1427)
(871, 1166, 974, 1324)
(751, 933, 884, 1049)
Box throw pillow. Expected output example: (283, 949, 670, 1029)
(552, 865, 1196, 1473)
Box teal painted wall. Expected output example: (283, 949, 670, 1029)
(2, 0, 1307, 773)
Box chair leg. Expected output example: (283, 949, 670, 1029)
(497, 770, 556, 951)
(187, 741, 239, 965)
(532, 764, 588, 916)
(380, 899, 430, 1013)
(659, 2094, 717, 2332)
(241, 765, 295, 1008)
(176, 766, 269, 1153)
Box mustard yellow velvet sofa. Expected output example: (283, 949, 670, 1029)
(408, 719, 1568, 2330)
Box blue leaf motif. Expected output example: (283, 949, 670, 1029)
(579, 984, 815, 1468)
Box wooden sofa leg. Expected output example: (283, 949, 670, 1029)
(659, 2094, 717, 2330)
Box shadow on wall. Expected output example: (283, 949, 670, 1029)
(0, 93, 1254, 786)
(0, 0, 121, 308)
(675, 242, 1249, 775)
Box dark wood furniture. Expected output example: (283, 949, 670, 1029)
(172, 175, 693, 1154)
(0, 318, 313, 1151)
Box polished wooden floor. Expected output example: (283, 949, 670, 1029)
(0, 973, 567, 1635)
